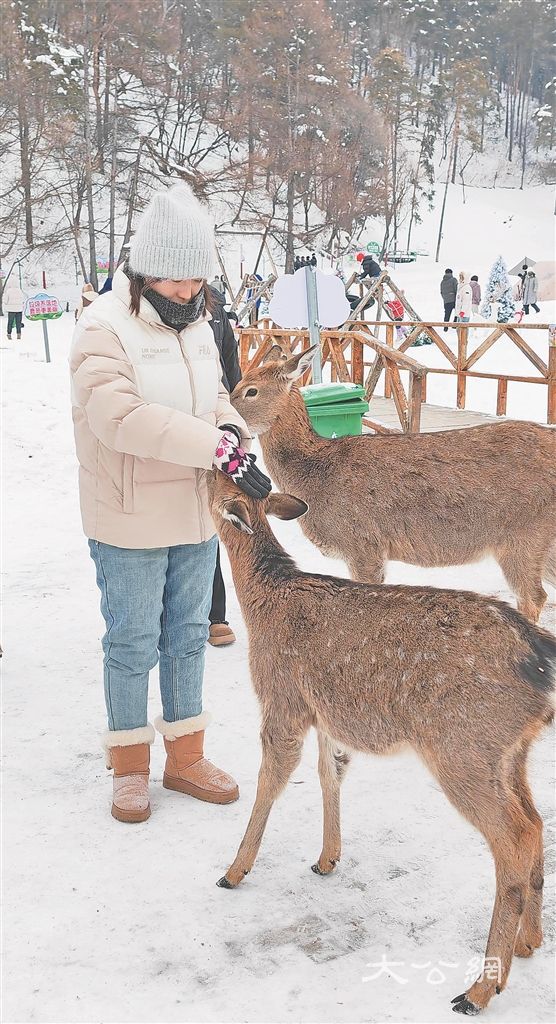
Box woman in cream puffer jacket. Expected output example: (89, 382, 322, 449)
(70, 183, 270, 824)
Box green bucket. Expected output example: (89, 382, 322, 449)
(301, 382, 369, 438)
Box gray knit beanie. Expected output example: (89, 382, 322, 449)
(129, 182, 215, 280)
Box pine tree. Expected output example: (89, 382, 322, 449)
(480, 255, 515, 323)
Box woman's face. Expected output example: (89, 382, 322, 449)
(150, 278, 203, 303)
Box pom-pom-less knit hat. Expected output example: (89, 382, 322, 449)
(128, 182, 215, 280)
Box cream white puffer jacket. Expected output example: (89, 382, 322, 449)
(69, 266, 249, 548)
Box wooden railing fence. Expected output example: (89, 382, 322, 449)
(238, 320, 556, 428)
(356, 320, 555, 423)
(237, 326, 427, 433)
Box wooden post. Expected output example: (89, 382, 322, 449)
(496, 378, 508, 417)
(352, 337, 364, 385)
(385, 322, 394, 398)
(548, 325, 556, 425)
(376, 282, 384, 343)
(408, 373, 423, 432)
(239, 331, 251, 370)
(456, 324, 468, 409)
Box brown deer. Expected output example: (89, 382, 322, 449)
(230, 347, 556, 623)
(209, 472, 555, 1017)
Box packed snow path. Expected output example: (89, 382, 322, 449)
(2, 323, 554, 1024)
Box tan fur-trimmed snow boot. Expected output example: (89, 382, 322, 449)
(208, 623, 236, 647)
(103, 725, 155, 823)
(155, 714, 239, 804)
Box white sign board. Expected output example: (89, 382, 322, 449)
(269, 267, 349, 329)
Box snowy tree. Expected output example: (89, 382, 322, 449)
(480, 255, 516, 323)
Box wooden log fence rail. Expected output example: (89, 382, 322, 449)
(359, 320, 554, 424)
(237, 327, 428, 433)
(238, 320, 556, 427)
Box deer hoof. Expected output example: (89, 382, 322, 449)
(451, 994, 480, 1016)
(216, 875, 235, 889)
(311, 859, 337, 876)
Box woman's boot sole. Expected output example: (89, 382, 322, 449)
(163, 774, 239, 804)
(111, 802, 151, 823)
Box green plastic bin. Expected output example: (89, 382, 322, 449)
(300, 382, 369, 439)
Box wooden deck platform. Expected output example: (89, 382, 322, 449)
(367, 396, 501, 433)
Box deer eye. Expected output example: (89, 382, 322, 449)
(245, 387, 258, 398)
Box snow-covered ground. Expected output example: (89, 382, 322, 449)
(2, 299, 554, 1024)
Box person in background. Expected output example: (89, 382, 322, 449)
(4, 280, 25, 339)
(522, 269, 540, 315)
(440, 268, 457, 331)
(470, 275, 481, 317)
(207, 281, 243, 647)
(99, 275, 113, 295)
(75, 282, 98, 321)
(455, 272, 473, 321)
(209, 275, 227, 298)
(70, 181, 271, 824)
(359, 254, 381, 281)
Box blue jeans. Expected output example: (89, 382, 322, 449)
(88, 537, 218, 731)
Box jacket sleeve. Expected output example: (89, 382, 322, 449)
(220, 311, 242, 391)
(70, 323, 228, 470)
(215, 377, 251, 449)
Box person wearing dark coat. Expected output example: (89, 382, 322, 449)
(440, 269, 458, 331)
(359, 255, 381, 280)
(99, 275, 113, 295)
(207, 287, 243, 646)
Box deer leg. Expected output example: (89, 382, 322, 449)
(507, 743, 544, 957)
(420, 748, 536, 1014)
(217, 727, 306, 889)
(461, 813, 536, 1011)
(496, 546, 547, 623)
(312, 730, 351, 876)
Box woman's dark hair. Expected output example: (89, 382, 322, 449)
(127, 271, 217, 318)
(470, 275, 478, 281)
(445, 268, 453, 274)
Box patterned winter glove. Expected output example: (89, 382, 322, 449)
(213, 431, 272, 500)
(218, 423, 242, 446)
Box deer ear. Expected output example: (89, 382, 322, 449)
(221, 500, 253, 535)
(262, 344, 288, 364)
(279, 344, 319, 381)
(266, 493, 308, 520)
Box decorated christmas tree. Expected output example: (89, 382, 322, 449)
(480, 255, 515, 323)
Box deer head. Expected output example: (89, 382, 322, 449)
(208, 471, 308, 536)
(231, 345, 318, 434)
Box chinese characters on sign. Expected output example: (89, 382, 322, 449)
(24, 292, 63, 321)
(24, 291, 63, 362)
(27, 297, 61, 317)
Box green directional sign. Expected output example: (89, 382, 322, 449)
(366, 241, 380, 254)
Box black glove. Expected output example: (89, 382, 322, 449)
(213, 431, 272, 500)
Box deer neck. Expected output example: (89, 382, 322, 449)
(259, 386, 321, 466)
(219, 519, 297, 617)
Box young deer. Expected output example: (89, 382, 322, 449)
(231, 348, 556, 623)
(209, 472, 555, 1017)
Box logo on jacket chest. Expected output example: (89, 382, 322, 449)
(141, 345, 173, 361)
